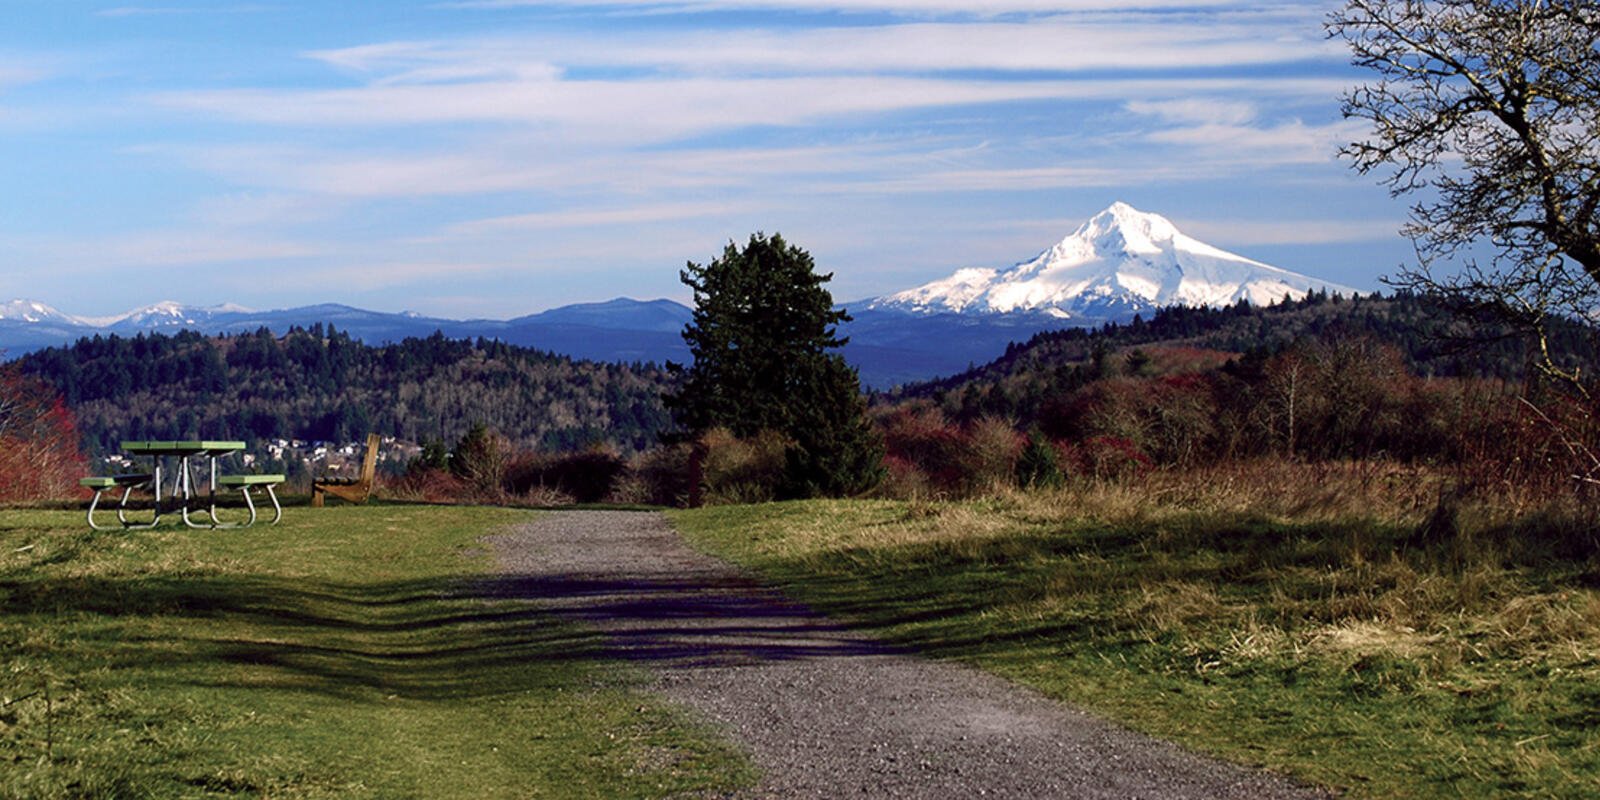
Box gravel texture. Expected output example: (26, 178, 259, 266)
(489, 510, 1328, 799)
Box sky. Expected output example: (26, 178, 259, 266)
(0, 0, 1416, 319)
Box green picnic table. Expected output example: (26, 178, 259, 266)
(80, 440, 284, 530)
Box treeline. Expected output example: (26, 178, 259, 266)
(18, 326, 677, 456)
(856, 291, 1600, 500)
(890, 290, 1597, 425)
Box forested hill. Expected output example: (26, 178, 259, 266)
(887, 290, 1598, 420)
(18, 326, 676, 456)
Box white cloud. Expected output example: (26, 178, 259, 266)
(1125, 98, 1259, 127)
(0, 66, 43, 88)
(32, 231, 319, 272)
(1143, 118, 1366, 165)
(156, 76, 1119, 141)
(188, 192, 348, 229)
(437, 0, 1265, 14)
(309, 16, 1337, 79)
(250, 260, 501, 291)
(1176, 217, 1406, 246)
(447, 201, 748, 234)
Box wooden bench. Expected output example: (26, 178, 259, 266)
(80, 474, 156, 530)
(312, 433, 381, 507)
(216, 474, 286, 527)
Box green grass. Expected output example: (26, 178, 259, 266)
(1, 505, 753, 799)
(671, 494, 1600, 799)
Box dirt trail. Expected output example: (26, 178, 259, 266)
(490, 510, 1326, 799)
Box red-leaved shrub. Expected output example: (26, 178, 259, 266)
(1079, 435, 1153, 481)
(0, 365, 86, 502)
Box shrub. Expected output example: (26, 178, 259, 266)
(503, 448, 627, 504)
(627, 443, 694, 507)
(878, 404, 970, 494)
(408, 438, 451, 474)
(450, 422, 508, 496)
(878, 453, 939, 499)
(962, 416, 1023, 490)
(385, 467, 470, 505)
(1016, 430, 1065, 488)
(1080, 436, 1153, 481)
(0, 365, 86, 502)
(544, 450, 628, 504)
(701, 428, 789, 505)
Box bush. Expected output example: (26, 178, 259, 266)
(385, 467, 470, 505)
(545, 450, 628, 504)
(962, 416, 1023, 490)
(1016, 430, 1065, 488)
(701, 428, 789, 505)
(450, 422, 507, 496)
(878, 453, 940, 499)
(0, 365, 86, 502)
(503, 448, 627, 504)
(408, 438, 450, 474)
(1080, 436, 1152, 481)
(627, 443, 694, 507)
(878, 404, 971, 494)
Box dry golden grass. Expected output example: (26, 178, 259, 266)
(674, 460, 1600, 797)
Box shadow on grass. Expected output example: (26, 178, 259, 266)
(719, 516, 1443, 662)
(2, 564, 887, 704)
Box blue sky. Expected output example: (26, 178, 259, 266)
(1, 1, 1412, 318)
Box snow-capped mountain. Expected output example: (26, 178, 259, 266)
(0, 299, 81, 325)
(2, 208, 1364, 388)
(869, 202, 1354, 320)
(83, 300, 254, 330)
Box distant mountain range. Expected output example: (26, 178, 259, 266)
(0, 296, 695, 366)
(3, 203, 1363, 388)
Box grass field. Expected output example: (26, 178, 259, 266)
(671, 468, 1600, 798)
(0, 504, 752, 799)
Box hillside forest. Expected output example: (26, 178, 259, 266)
(8, 327, 672, 492)
(3, 289, 1595, 506)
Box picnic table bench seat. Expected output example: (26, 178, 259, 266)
(79, 474, 153, 490)
(80, 473, 156, 530)
(216, 473, 286, 527)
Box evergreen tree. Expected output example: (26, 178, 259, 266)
(667, 233, 882, 497)
(1015, 429, 1064, 489)
(780, 352, 885, 498)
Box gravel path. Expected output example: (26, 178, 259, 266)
(489, 510, 1327, 799)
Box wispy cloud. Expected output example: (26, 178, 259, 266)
(157, 76, 1117, 137)
(1177, 217, 1406, 247)
(9, 0, 1399, 315)
(311, 16, 1337, 79)
(96, 5, 273, 17)
(1142, 117, 1366, 166)
(437, 0, 1265, 14)
(0, 66, 45, 88)
(447, 201, 748, 234)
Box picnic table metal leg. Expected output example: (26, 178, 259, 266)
(116, 464, 162, 530)
(203, 488, 256, 528)
(180, 455, 212, 529)
(85, 487, 110, 530)
(262, 484, 282, 525)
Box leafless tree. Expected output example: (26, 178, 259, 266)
(1330, 0, 1600, 399)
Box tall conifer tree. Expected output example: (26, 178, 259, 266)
(667, 233, 882, 497)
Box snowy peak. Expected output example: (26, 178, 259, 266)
(870, 202, 1355, 320)
(0, 299, 80, 325)
(88, 301, 256, 329)
(1076, 201, 1181, 257)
